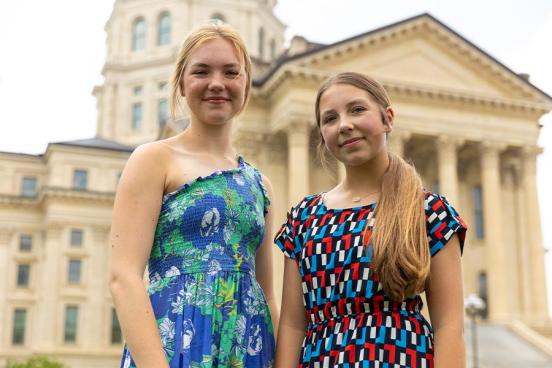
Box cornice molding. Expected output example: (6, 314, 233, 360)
(252, 65, 550, 116)
(0, 187, 115, 208)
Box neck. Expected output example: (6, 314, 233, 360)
(180, 118, 235, 157)
(341, 151, 389, 194)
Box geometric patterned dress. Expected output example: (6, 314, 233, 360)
(121, 156, 275, 368)
(275, 191, 466, 368)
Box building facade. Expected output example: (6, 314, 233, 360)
(1, 0, 551, 366)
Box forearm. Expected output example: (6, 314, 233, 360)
(111, 276, 169, 368)
(266, 297, 280, 340)
(275, 322, 305, 367)
(433, 325, 465, 368)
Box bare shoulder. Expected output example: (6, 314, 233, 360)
(120, 142, 173, 190)
(260, 173, 274, 193)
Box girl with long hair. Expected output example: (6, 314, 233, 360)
(109, 22, 277, 368)
(275, 72, 467, 367)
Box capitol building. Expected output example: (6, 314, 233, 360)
(1, 0, 551, 366)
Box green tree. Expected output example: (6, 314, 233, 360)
(7, 356, 65, 368)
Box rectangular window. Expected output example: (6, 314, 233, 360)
(132, 102, 143, 130)
(68, 260, 81, 284)
(19, 234, 32, 252)
(472, 185, 484, 239)
(16, 264, 30, 287)
(64, 305, 79, 343)
(21, 176, 37, 198)
(158, 81, 167, 91)
(111, 308, 122, 344)
(70, 229, 83, 247)
(12, 309, 27, 345)
(133, 86, 142, 96)
(73, 169, 88, 191)
(158, 98, 168, 127)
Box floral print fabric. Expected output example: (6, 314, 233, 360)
(120, 157, 274, 368)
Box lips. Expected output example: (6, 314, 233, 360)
(203, 96, 230, 103)
(339, 137, 364, 147)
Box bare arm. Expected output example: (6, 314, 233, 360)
(109, 143, 170, 368)
(255, 175, 280, 338)
(426, 234, 466, 368)
(275, 257, 307, 368)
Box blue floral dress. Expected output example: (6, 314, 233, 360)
(121, 156, 275, 368)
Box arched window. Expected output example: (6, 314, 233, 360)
(477, 271, 488, 319)
(132, 17, 146, 51)
(258, 27, 265, 60)
(157, 12, 171, 46)
(210, 13, 226, 23)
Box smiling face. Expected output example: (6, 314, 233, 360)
(318, 83, 394, 166)
(181, 37, 247, 126)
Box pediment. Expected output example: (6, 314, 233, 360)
(277, 14, 550, 105)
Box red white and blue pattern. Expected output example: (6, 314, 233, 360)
(275, 191, 467, 367)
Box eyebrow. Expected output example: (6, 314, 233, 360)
(189, 62, 241, 68)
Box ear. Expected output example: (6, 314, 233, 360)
(385, 106, 395, 132)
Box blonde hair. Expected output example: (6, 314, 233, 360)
(315, 72, 430, 301)
(169, 21, 252, 120)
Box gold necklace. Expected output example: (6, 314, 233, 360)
(351, 190, 380, 203)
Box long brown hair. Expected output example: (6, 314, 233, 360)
(315, 72, 429, 301)
(169, 21, 252, 121)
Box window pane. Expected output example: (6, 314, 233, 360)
(64, 306, 79, 343)
(158, 98, 168, 127)
(132, 18, 146, 51)
(258, 27, 265, 60)
(73, 169, 88, 191)
(70, 229, 83, 247)
(472, 185, 484, 239)
(21, 176, 37, 198)
(132, 102, 143, 130)
(68, 260, 81, 284)
(158, 13, 171, 46)
(133, 86, 142, 96)
(12, 309, 26, 345)
(17, 264, 30, 287)
(158, 81, 167, 91)
(270, 39, 276, 59)
(111, 308, 122, 344)
(19, 234, 32, 252)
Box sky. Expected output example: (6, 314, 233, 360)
(1, 0, 551, 313)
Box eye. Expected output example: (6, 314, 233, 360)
(225, 70, 240, 77)
(191, 70, 208, 76)
(351, 105, 366, 113)
(322, 114, 337, 124)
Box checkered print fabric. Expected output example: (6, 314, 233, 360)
(275, 192, 467, 367)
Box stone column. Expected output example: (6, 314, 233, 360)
(521, 146, 549, 323)
(387, 130, 410, 158)
(0, 229, 13, 349)
(85, 226, 110, 349)
(480, 141, 509, 321)
(437, 136, 463, 205)
(35, 226, 63, 349)
(232, 130, 265, 168)
(510, 157, 533, 320)
(286, 122, 310, 207)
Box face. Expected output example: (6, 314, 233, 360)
(182, 38, 246, 126)
(318, 83, 394, 166)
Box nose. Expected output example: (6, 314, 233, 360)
(338, 117, 354, 134)
(208, 72, 225, 91)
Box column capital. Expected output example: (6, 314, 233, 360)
(285, 120, 312, 135)
(436, 135, 465, 148)
(480, 140, 508, 154)
(521, 145, 544, 159)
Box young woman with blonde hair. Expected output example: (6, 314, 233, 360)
(275, 72, 467, 367)
(109, 22, 277, 368)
